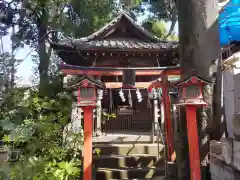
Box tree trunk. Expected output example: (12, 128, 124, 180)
(10, 25, 15, 88)
(177, 0, 224, 179)
(37, 7, 50, 96)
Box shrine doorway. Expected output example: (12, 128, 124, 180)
(100, 88, 154, 134)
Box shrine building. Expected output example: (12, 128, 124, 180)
(51, 11, 180, 137)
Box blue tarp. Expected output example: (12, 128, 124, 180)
(220, 0, 240, 45)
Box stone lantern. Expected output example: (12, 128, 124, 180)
(72, 76, 105, 107)
(176, 74, 211, 106)
(175, 73, 212, 180)
(70, 75, 105, 180)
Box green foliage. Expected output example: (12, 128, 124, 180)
(124, 0, 177, 20)
(102, 112, 116, 124)
(64, 0, 115, 38)
(123, 0, 178, 39)
(1, 0, 116, 95)
(142, 19, 178, 41)
(0, 89, 85, 180)
(120, 0, 142, 8)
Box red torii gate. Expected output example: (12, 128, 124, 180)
(148, 71, 180, 161)
(61, 64, 181, 179)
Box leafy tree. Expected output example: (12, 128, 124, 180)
(63, 0, 115, 38)
(0, 0, 16, 36)
(142, 18, 178, 41)
(1, 0, 115, 96)
(0, 1, 20, 88)
(121, 0, 178, 39)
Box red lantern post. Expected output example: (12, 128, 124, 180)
(72, 76, 105, 180)
(175, 74, 212, 180)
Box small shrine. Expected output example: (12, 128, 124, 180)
(51, 11, 180, 136)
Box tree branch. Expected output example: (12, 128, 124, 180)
(164, 17, 177, 40)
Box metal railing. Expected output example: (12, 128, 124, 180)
(152, 121, 168, 179)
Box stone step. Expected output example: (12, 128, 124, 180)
(94, 135, 162, 144)
(94, 155, 164, 168)
(95, 167, 165, 179)
(109, 179, 153, 180)
(109, 177, 165, 180)
(94, 144, 164, 156)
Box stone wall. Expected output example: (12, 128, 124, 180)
(0, 149, 8, 166)
(210, 138, 240, 179)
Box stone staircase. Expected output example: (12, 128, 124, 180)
(93, 135, 167, 180)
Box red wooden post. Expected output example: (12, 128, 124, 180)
(83, 107, 94, 180)
(175, 73, 212, 180)
(71, 76, 105, 180)
(186, 105, 201, 180)
(162, 74, 174, 160)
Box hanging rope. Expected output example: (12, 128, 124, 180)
(136, 88, 143, 103)
(119, 88, 126, 102)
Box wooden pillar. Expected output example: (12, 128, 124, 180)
(96, 89, 103, 136)
(186, 105, 201, 180)
(162, 74, 174, 160)
(83, 107, 94, 180)
(172, 104, 178, 133)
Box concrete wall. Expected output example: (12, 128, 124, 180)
(223, 60, 240, 138)
(211, 57, 240, 179)
(223, 69, 235, 138)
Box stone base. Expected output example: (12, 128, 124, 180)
(210, 157, 240, 180)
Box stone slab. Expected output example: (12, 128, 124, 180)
(210, 157, 240, 180)
(221, 138, 233, 165)
(94, 143, 164, 156)
(94, 135, 159, 144)
(210, 140, 224, 161)
(233, 139, 240, 171)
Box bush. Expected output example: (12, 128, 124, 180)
(0, 89, 83, 180)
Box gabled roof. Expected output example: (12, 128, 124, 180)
(50, 11, 178, 51)
(50, 11, 179, 66)
(77, 11, 162, 42)
(67, 75, 106, 89)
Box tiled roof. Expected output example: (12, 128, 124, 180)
(76, 11, 163, 42)
(51, 38, 178, 51)
(76, 39, 177, 50)
(50, 11, 178, 52)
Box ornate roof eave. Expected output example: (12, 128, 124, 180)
(64, 75, 106, 89)
(175, 74, 212, 86)
(50, 39, 179, 53)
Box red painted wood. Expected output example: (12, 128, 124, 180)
(83, 107, 94, 180)
(186, 105, 201, 180)
(61, 69, 181, 76)
(162, 74, 174, 160)
(105, 82, 151, 88)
